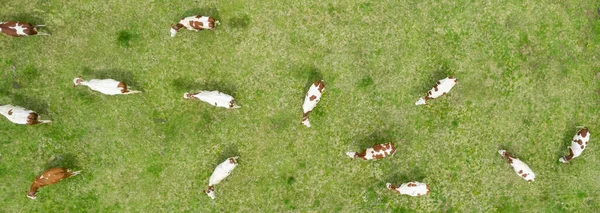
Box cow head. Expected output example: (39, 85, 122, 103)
(345, 152, 357, 159)
(183, 92, 194, 99)
(72, 76, 83, 87)
(385, 183, 393, 190)
(26, 191, 36, 200)
(170, 23, 184, 37)
(204, 185, 215, 199)
(415, 97, 426, 105)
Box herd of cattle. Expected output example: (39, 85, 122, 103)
(0, 15, 592, 201)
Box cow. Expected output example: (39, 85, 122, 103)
(170, 15, 220, 37)
(27, 168, 81, 199)
(346, 142, 396, 160)
(73, 76, 141, 95)
(184, 91, 240, 109)
(559, 127, 590, 163)
(386, 181, 430, 197)
(0, 104, 51, 125)
(302, 80, 325, 127)
(415, 76, 458, 105)
(498, 150, 535, 182)
(204, 156, 239, 199)
(0, 21, 49, 37)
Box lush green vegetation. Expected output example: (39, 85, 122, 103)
(1, 0, 600, 212)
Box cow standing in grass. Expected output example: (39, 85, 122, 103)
(27, 168, 81, 199)
(204, 157, 239, 199)
(498, 150, 535, 182)
(346, 142, 396, 160)
(0, 21, 49, 37)
(184, 91, 240, 109)
(170, 15, 220, 37)
(559, 127, 590, 163)
(415, 76, 457, 105)
(386, 181, 430, 197)
(0, 104, 51, 125)
(73, 76, 141, 95)
(302, 80, 325, 127)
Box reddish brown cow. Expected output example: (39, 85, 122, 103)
(27, 168, 81, 199)
(0, 21, 49, 37)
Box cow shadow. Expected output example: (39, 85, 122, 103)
(557, 125, 578, 158)
(216, 143, 239, 166)
(180, 7, 220, 20)
(171, 77, 203, 93)
(381, 167, 426, 186)
(10, 94, 49, 115)
(202, 80, 238, 98)
(81, 67, 143, 91)
(350, 130, 395, 150)
(44, 153, 80, 170)
(0, 13, 53, 35)
(291, 65, 323, 101)
(415, 60, 454, 94)
(229, 14, 251, 28)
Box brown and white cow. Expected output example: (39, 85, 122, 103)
(386, 181, 430, 197)
(346, 142, 396, 160)
(0, 21, 49, 37)
(415, 76, 458, 105)
(170, 15, 220, 37)
(204, 157, 239, 199)
(498, 150, 535, 182)
(559, 127, 590, 163)
(302, 80, 325, 127)
(73, 76, 141, 95)
(184, 91, 240, 109)
(0, 104, 51, 125)
(27, 168, 81, 199)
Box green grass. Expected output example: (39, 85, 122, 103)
(1, 0, 600, 212)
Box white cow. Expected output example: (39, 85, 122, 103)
(498, 150, 535, 182)
(386, 181, 430, 197)
(184, 91, 240, 109)
(415, 76, 458, 105)
(204, 156, 239, 199)
(0, 104, 51, 125)
(170, 15, 220, 37)
(73, 76, 141, 95)
(559, 127, 590, 163)
(302, 80, 325, 127)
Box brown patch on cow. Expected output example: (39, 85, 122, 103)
(208, 17, 216, 28)
(408, 183, 417, 187)
(417, 193, 421, 196)
(26, 112, 40, 125)
(190, 21, 204, 30)
(229, 158, 237, 164)
(7, 109, 13, 115)
(581, 145, 585, 149)
(564, 148, 574, 161)
(518, 170, 523, 174)
(585, 141, 588, 145)
(309, 95, 317, 101)
(433, 85, 439, 92)
(426, 184, 430, 194)
(117, 82, 129, 93)
(576, 139, 583, 145)
(314, 80, 325, 92)
(442, 92, 447, 95)
(578, 128, 589, 138)
(427, 91, 432, 96)
(196, 15, 202, 18)
(229, 100, 235, 108)
(522, 174, 528, 178)
(0, 21, 38, 37)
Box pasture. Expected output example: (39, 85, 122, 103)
(1, 0, 600, 212)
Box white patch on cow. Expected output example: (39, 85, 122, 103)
(559, 128, 590, 163)
(498, 150, 536, 182)
(205, 156, 239, 199)
(186, 91, 240, 109)
(73, 77, 141, 95)
(387, 182, 429, 197)
(0, 104, 51, 125)
(416, 77, 457, 105)
(9, 24, 28, 36)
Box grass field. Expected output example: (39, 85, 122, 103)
(1, 0, 600, 212)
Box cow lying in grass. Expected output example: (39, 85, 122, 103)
(498, 150, 535, 182)
(415, 76, 457, 105)
(0, 104, 51, 125)
(184, 91, 240, 109)
(27, 168, 81, 199)
(346, 142, 396, 160)
(302, 80, 325, 127)
(73, 76, 141, 95)
(559, 127, 590, 163)
(170, 15, 220, 37)
(204, 157, 239, 199)
(0, 21, 49, 37)
(386, 181, 430, 197)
